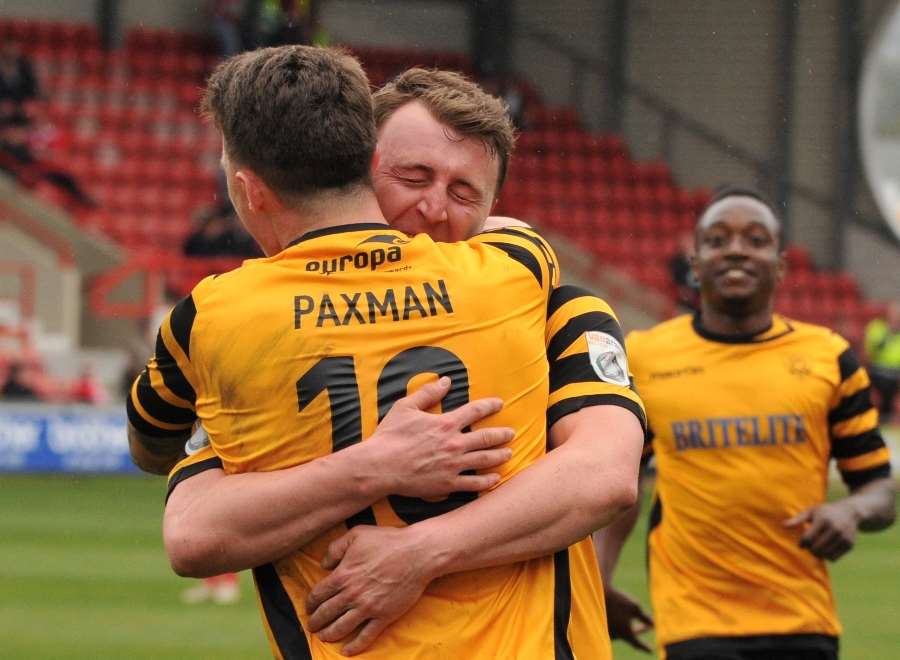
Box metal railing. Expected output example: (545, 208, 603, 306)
(513, 21, 897, 248)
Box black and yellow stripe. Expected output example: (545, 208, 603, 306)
(552, 548, 575, 660)
(166, 452, 223, 502)
(545, 285, 646, 430)
(829, 347, 890, 489)
(127, 295, 199, 436)
(476, 226, 560, 295)
(489, 227, 559, 287)
(253, 563, 313, 660)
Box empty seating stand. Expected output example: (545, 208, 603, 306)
(5, 18, 885, 344)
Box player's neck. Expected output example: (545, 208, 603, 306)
(698, 301, 774, 338)
(275, 188, 387, 250)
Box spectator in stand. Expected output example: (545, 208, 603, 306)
(181, 573, 241, 605)
(0, 113, 94, 211)
(209, 0, 247, 57)
(865, 301, 900, 422)
(483, 77, 527, 130)
(0, 40, 38, 121)
(2, 361, 38, 401)
(257, 0, 319, 46)
(183, 206, 261, 258)
(182, 207, 235, 256)
(70, 365, 109, 406)
(27, 104, 73, 161)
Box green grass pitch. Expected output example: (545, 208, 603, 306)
(1, 474, 896, 659)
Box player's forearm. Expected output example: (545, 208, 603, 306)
(413, 408, 643, 578)
(164, 444, 391, 577)
(128, 425, 188, 475)
(593, 474, 644, 582)
(847, 477, 897, 532)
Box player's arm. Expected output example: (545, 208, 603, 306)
(305, 404, 643, 654)
(784, 345, 896, 560)
(127, 296, 200, 475)
(593, 445, 654, 652)
(425, 402, 644, 567)
(128, 425, 190, 475)
(163, 378, 514, 577)
(305, 286, 646, 653)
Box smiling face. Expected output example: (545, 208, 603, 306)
(373, 101, 500, 242)
(692, 196, 786, 318)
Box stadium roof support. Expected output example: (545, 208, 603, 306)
(832, 1, 864, 271)
(769, 0, 797, 239)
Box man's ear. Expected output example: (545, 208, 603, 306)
(235, 169, 267, 213)
(370, 151, 380, 178)
(776, 250, 788, 284)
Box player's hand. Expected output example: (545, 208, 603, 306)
(306, 525, 432, 656)
(784, 501, 861, 561)
(371, 377, 514, 499)
(605, 585, 654, 652)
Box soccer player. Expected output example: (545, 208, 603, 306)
(128, 48, 644, 658)
(601, 186, 896, 660)
(155, 66, 643, 657)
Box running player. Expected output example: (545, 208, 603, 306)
(602, 186, 896, 660)
(128, 48, 644, 659)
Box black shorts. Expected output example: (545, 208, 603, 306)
(665, 634, 838, 660)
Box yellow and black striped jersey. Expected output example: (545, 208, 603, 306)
(626, 314, 891, 654)
(164, 279, 646, 660)
(543, 284, 646, 659)
(131, 223, 641, 660)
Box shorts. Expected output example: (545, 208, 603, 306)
(665, 634, 838, 660)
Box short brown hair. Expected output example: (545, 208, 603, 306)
(373, 68, 516, 196)
(202, 45, 376, 198)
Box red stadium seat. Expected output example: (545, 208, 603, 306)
(784, 245, 813, 272)
(516, 132, 541, 154)
(585, 155, 610, 181)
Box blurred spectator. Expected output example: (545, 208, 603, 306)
(181, 573, 241, 605)
(257, 0, 319, 46)
(27, 104, 73, 161)
(69, 365, 109, 406)
(670, 231, 699, 311)
(865, 301, 900, 422)
(0, 113, 95, 212)
(0, 40, 38, 121)
(183, 208, 233, 256)
(483, 77, 527, 129)
(209, 0, 247, 56)
(183, 206, 261, 258)
(2, 361, 38, 400)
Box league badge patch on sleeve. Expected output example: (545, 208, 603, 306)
(185, 426, 211, 455)
(585, 331, 630, 386)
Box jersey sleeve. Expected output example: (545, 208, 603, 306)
(166, 443, 223, 503)
(545, 285, 646, 431)
(470, 226, 560, 297)
(126, 294, 200, 439)
(828, 344, 891, 489)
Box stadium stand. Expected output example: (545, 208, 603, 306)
(0, 17, 888, 355)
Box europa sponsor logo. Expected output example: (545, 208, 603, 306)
(306, 246, 403, 275)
